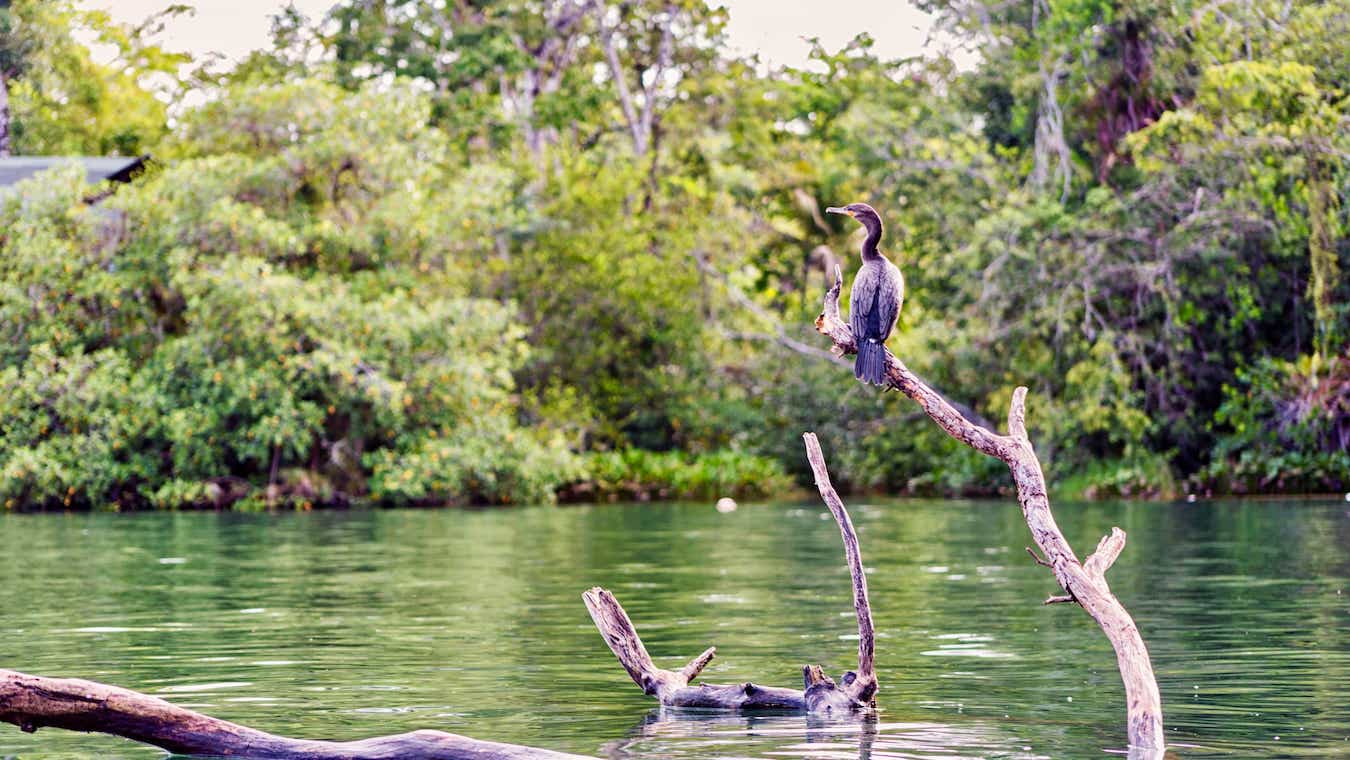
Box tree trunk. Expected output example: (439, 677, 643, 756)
(583, 433, 877, 715)
(0, 669, 593, 759)
(813, 266, 1166, 754)
(0, 73, 12, 158)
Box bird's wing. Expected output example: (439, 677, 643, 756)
(876, 264, 902, 341)
(849, 273, 868, 339)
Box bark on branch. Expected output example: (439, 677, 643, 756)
(813, 268, 1165, 752)
(803, 431, 876, 699)
(584, 434, 876, 714)
(0, 669, 592, 759)
(594, 2, 673, 157)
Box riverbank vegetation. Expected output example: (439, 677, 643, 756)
(0, 0, 1345, 509)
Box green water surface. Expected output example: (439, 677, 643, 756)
(1, 498, 1346, 758)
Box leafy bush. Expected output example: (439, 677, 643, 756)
(366, 427, 584, 506)
(0, 83, 581, 510)
(569, 448, 793, 502)
(1200, 354, 1349, 494)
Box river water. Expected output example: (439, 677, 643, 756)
(0, 497, 1346, 758)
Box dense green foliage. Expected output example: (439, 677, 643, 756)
(573, 449, 792, 501)
(0, 1, 188, 156)
(0, 0, 1344, 509)
(0, 89, 580, 508)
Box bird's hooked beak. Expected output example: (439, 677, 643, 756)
(825, 206, 854, 218)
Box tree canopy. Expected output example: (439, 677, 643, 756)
(0, 0, 1344, 508)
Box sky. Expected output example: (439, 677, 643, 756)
(88, 0, 958, 70)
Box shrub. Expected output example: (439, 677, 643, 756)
(568, 448, 793, 502)
(1200, 353, 1349, 493)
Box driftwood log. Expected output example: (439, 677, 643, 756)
(583, 432, 876, 714)
(0, 668, 593, 759)
(814, 266, 1165, 753)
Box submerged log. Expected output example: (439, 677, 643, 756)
(583, 433, 876, 715)
(0, 668, 593, 759)
(813, 266, 1166, 753)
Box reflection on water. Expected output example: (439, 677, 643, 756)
(0, 498, 1346, 758)
(603, 710, 1053, 760)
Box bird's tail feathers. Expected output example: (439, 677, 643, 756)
(855, 340, 887, 386)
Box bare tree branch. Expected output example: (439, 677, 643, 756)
(803, 432, 877, 703)
(0, 669, 591, 759)
(583, 434, 878, 714)
(1025, 546, 1053, 567)
(637, 3, 675, 150)
(720, 328, 850, 365)
(814, 268, 1165, 752)
(595, 5, 647, 155)
(1083, 526, 1127, 581)
(695, 254, 851, 366)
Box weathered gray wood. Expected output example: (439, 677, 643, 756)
(582, 587, 811, 710)
(0, 668, 593, 759)
(801, 432, 876, 706)
(583, 435, 876, 715)
(813, 265, 1166, 752)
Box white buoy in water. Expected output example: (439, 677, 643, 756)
(715, 497, 737, 513)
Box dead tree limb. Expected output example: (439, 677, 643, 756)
(813, 267, 1165, 752)
(802, 432, 876, 702)
(0, 668, 593, 759)
(583, 435, 876, 715)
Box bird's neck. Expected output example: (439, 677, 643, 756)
(860, 222, 883, 261)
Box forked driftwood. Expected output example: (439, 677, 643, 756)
(813, 266, 1165, 752)
(0, 668, 593, 759)
(583, 432, 876, 714)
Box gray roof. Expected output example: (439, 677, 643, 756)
(0, 155, 150, 189)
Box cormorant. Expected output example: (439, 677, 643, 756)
(825, 203, 904, 386)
